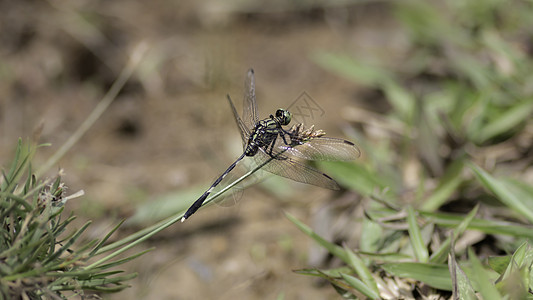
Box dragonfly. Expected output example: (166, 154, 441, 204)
(181, 69, 361, 221)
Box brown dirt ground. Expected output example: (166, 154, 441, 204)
(0, 1, 405, 299)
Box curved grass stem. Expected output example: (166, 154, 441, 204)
(88, 153, 279, 269)
(35, 43, 148, 179)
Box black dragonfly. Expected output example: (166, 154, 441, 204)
(182, 69, 360, 221)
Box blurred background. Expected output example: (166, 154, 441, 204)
(2, 0, 533, 299)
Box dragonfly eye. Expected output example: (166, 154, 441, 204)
(276, 109, 291, 125)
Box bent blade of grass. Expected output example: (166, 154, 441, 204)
(96, 248, 153, 271)
(407, 206, 429, 263)
(5, 139, 23, 181)
(3, 140, 38, 195)
(468, 248, 502, 300)
(359, 217, 382, 254)
(0, 192, 33, 212)
(502, 178, 533, 210)
(381, 80, 416, 124)
(469, 162, 533, 223)
(475, 99, 533, 144)
(504, 241, 528, 273)
(343, 244, 379, 296)
(294, 267, 353, 278)
(524, 248, 533, 294)
(299, 269, 361, 297)
(488, 256, 511, 275)
(92, 151, 276, 266)
(420, 211, 533, 238)
(285, 212, 349, 264)
(35, 43, 148, 179)
(496, 267, 529, 299)
(430, 205, 479, 264)
(421, 158, 465, 212)
(89, 220, 125, 256)
(358, 251, 412, 263)
(497, 241, 533, 295)
(340, 273, 380, 300)
(381, 262, 452, 290)
(57, 273, 137, 292)
(319, 161, 387, 197)
(448, 253, 477, 300)
(43, 221, 92, 265)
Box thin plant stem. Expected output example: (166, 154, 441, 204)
(36, 43, 148, 178)
(88, 153, 279, 268)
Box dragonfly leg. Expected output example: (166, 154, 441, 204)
(266, 134, 278, 156)
(279, 129, 293, 146)
(281, 128, 300, 147)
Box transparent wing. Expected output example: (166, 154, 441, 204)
(252, 148, 340, 190)
(242, 68, 258, 130)
(277, 136, 361, 161)
(227, 94, 250, 148)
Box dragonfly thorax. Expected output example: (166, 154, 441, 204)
(244, 112, 290, 157)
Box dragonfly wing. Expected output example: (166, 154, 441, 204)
(227, 95, 250, 148)
(252, 148, 340, 190)
(276, 135, 361, 161)
(242, 68, 258, 129)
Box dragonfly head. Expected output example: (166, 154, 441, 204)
(275, 109, 292, 125)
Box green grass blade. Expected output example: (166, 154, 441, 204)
(35, 44, 148, 179)
(358, 251, 413, 263)
(476, 100, 533, 144)
(381, 80, 416, 123)
(469, 162, 533, 223)
(340, 273, 380, 300)
(284, 212, 349, 264)
(90, 220, 126, 256)
(448, 253, 477, 300)
(43, 221, 92, 265)
(502, 241, 528, 278)
(3, 140, 35, 194)
(51, 273, 137, 292)
(488, 256, 511, 275)
(502, 178, 533, 212)
(430, 205, 479, 263)
(294, 267, 353, 278)
(419, 212, 533, 238)
(468, 248, 502, 300)
(343, 245, 379, 296)
(96, 248, 153, 270)
(407, 206, 429, 262)
(359, 217, 383, 254)
(3, 139, 22, 191)
(496, 241, 533, 297)
(319, 161, 388, 197)
(381, 262, 452, 290)
(421, 158, 465, 211)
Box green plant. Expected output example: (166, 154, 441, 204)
(0, 42, 153, 299)
(0, 140, 144, 298)
(288, 203, 533, 299)
(289, 0, 533, 298)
